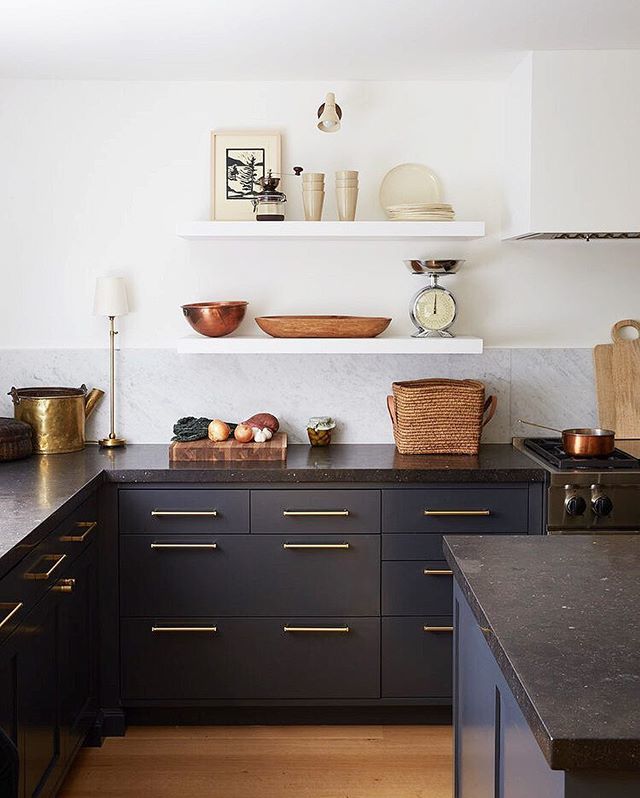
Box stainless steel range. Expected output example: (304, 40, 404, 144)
(514, 437, 640, 533)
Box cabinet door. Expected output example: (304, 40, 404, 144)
(121, 617, 380, 701)
(121, 534, 379, 617)
(59, 542, 98, 760)
(0, 629, 20, 798)
(20, 593, 62, 798)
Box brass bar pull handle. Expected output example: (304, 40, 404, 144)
(423, 626, 454, 633)
(150, 543, 218, 550)
(423, 509, 491, 517)
(423, 569, 453, 576)
(283, 626, 350, 633)
(52, 578, 76, 593)
(151, 626, 217, 633)
(25, 553, 67, 581)
(283, 543, 350, 550)
(151, 510, 218, 517)
(61, 521, 97, 542)
(282, 510, 350, 517)
(0, 602, 23, 630)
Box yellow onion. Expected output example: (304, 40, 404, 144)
(208, 419, 230, 442)
(234, 423, 254, 443)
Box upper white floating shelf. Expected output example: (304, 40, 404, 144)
(177, 335, 483, 355)
(176, 221, 485, 240)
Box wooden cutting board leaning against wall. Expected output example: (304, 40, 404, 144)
(593, 320, 640, 439)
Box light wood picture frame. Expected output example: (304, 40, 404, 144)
(211, 130, 282, 220)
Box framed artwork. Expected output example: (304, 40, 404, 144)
(211, 131, 282, 220)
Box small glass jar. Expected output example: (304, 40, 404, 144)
(307, 416, 336, 446)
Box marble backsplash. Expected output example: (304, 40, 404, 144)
(0, 348, 597, 445)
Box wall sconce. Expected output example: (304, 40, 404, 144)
(317, 92, 342, 133)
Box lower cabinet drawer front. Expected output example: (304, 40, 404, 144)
(121, 618, 380, 700)
(119, 489, 249, 534)
(383, 561, 453, 616)
(382, 617, 453, 698)
(120, 535, 380, 617)
(251, 490, 380, 534)
(382, 534, 448, 561)
(383, 487, 529, 534)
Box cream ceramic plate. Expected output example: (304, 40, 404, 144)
(379, 164, 442, 214)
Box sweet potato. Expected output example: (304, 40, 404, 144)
(242, 413, 279, 434)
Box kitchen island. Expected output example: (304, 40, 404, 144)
(445, 534, 640, 797)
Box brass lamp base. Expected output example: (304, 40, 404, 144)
(99, 436, 127, 448)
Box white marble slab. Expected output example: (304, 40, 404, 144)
(0, 348, 512, 444)
(0, 347, 598, 446)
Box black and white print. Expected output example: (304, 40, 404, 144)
(226, 148, 265, 200)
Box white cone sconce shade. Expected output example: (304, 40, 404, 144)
(317, 92, 342, 132)
(93, 276, 129, 317)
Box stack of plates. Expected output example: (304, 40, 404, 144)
(385, 203, 455, 221)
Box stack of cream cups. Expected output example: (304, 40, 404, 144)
(302, 172, 325, 221)
(335, 170, 358, 221)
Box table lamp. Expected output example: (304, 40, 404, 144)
(93, 276, 129, 447)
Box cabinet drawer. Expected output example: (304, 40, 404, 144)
(383, 561, 453, 616)
(120, 534, 380, 617)
(383, 487, 529, 534)
(121, 617, 380, 700)
(382, 534, 447, 561)
(251, 490, 380, 534)
(119, 489, 249, 534)
(382, 617, 453, 698)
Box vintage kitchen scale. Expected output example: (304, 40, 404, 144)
(403, 259, 463, 337)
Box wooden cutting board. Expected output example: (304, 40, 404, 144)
(169, 432, 287, 462)
(593, 320, 640, 439)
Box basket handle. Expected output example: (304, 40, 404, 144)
(386, 395, 397, 427)
(482, 395, 497, 427)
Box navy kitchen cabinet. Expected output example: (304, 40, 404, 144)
(0, 497, 99, 798)
(454, 582, 564, 798)
(116, 482, 543, 711)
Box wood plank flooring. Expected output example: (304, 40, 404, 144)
(60, 725, 453, 797)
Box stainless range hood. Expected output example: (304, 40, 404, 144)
(514, 232, 640, 241)
(503, 52, 640, 241)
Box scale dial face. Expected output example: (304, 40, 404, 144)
(412, 287, 456, 332)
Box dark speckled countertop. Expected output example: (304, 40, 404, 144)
(445, 534, 640, 771)
(0, 443, 543, 576)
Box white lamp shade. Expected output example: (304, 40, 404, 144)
(93, 276, 129, 317)
(317, 92, 341, 133)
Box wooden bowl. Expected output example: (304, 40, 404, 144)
(255, 315, 392, 338)
(182, 302, 248, 337)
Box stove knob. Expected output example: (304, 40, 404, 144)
(565, 494, 587, 517)
(592, 494, 613, 517)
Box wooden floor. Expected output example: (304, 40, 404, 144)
(60, 725, 453, 797)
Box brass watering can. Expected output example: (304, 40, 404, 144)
(10, 385, 104, 454)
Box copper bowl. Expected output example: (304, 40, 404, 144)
(181, 302, 248, 337)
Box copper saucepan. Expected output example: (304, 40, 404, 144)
(518, 420, 616, 457)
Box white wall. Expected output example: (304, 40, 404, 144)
(2, 77, 639, 352)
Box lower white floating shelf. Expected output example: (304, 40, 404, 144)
(177, 335, 483, 354)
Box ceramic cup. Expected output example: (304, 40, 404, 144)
(303, 172, 325, 180)
(303, 187, 325, 221)
(336, 185, 358, 221)
(335, 170, 358, 179)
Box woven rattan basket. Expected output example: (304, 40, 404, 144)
(387, 379, 497, 455)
